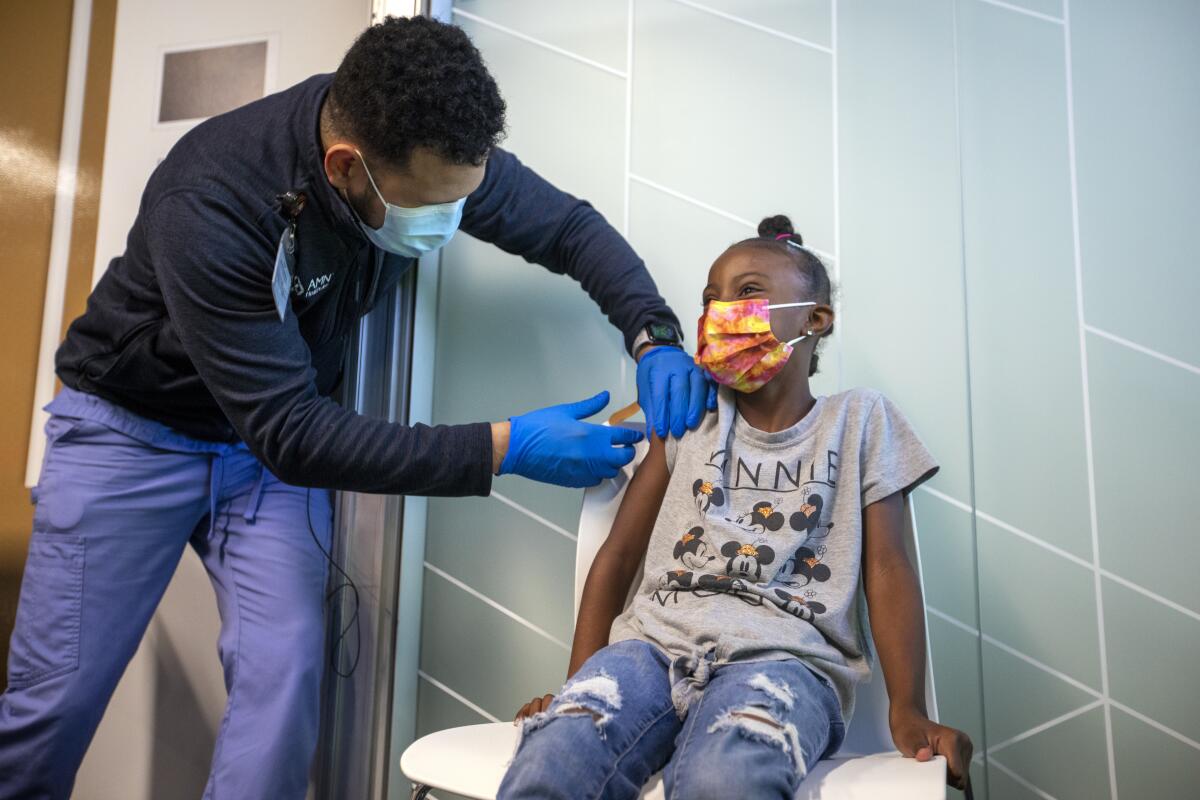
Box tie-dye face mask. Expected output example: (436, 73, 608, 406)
(694, 298, 816, 393)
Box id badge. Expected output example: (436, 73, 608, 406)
(272, 227, 296, 321)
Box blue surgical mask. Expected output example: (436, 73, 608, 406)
(352, 148, 465, 258)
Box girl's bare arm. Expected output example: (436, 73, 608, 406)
(567, 433, 670, 676)
(863, 491, 973, 793)
(514, 434, 670, 721)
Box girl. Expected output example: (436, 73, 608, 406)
(498, 216, 973, 799)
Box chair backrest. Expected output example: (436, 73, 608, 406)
(573, 423, 938, 756)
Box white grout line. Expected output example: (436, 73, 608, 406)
(975, 0, 1065, 25)
(1085, 324, 1200, 377)
(926, 605, 983, 637)
(918, 485, 973, 515)
(987, 699, 1105, 755)
(975, 505, 1094, 570)
(424, 561, 572, 651)
(622, 0, 635, 237)
(989, 756, 1061, 800)
(451, 8, 627, 79)
(947, 5, 993, 785)
(418, 669, 502, 723)
(923, 489, 1200, 621)
(621, 0, 636, 389)
(1098, 568, 1200, 624)
(1061, 2, 1118, 794)
(630, 171, 756, 226)
(930, 603, 1200, 759)
(489, 491, 579, 542)
(927, 606, 1103, 700)
(664, 0, 834, 54)
(1110, 699, 1200, 753)
(830, 0, 843, 394)
(628, 172, 838, 263)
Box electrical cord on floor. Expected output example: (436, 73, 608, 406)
(306, 488, 361, 678)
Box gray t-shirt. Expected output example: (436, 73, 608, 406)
(609, 386, 938, 722)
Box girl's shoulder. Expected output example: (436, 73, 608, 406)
(821, 385, 887, 414)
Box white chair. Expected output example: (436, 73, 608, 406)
(401, 426, 947, 800)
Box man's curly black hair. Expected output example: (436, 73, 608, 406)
(327, 16, 506, 168)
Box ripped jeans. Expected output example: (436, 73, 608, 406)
(497, 639, 845, 800)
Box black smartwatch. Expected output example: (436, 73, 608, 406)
(634, 322, 683, 356)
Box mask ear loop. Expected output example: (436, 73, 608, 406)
(353, 147, 389, 208)
(771, 301, 817, 347)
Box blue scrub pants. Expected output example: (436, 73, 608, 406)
(0, 388, 332, 799)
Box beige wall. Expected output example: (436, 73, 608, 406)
(0, 0, 115, 693)
(72, 1, 370, 796)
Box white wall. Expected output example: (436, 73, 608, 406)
(74, 1, 371, 797)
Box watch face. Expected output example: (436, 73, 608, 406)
(650, 323, 679, 342)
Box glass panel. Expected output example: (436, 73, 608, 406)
(408, 1, 1200, 797)
(318, 274, 415, 800)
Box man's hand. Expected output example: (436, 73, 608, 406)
(497, 391, 644, 488)
(890, 708, 974, 796)
(514, 693, 556, 723)
(635, 345, 716, 439)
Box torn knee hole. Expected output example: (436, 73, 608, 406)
(747, 673, 795, 711)
(731, 709, 782, 729)
(557, 704, 604, 722)
(554, 671, 622, 726)
(708, 705, 808, 777)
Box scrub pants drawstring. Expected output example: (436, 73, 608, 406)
(207, 451, 267, 537)
(207, 452, 224, 538)
(243, 462, 267, 523)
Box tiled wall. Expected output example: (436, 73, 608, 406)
(416, 2, 1199, 798)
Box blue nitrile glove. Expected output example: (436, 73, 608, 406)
(499, 390, 645, 488)
(636, 346, 718, 439)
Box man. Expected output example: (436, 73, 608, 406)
(0, 16, 710, 799)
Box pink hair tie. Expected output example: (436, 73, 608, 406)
(775, 232, 807, 251)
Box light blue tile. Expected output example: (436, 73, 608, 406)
(927, 613, 986, 752)
(1103, 577, 1200, 744)
(416, 674, 492, 733)
(454, 0, 628, 74)
(410, 681, 481, 800)
(631, 0, 835, 254)
(425, 495, 577, 643)
(457, 15, 626, 224)
(1088, 332, 1200, 616)
(1072, 0, 1200, 367)
(985, 763, 1042, 800)
(432, 235, 628, 428)
(683, 0, 831, 50)
(912, 491, 977, 621)
(981, 639, 1097, 747)
(419, 565, 569, 721)
(837, 0, 972, 504)
(1112, 706, 1200, 800)
(627, 179, 755, 355)
(976, 517, 1102, 690)
(991, 705, 1110, 800)
(490, 475, 585, 546)
(809, 340, 840, 399)
(983, 0, 1062, 20)
(956, 0, 1093, 560)
(969, 760, 990, 800)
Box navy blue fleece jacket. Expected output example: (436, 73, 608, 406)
(55, 74, 679, 496)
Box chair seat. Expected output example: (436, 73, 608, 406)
(400, 722, 946, 800)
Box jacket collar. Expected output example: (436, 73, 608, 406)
(299, 74, 366, 243)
